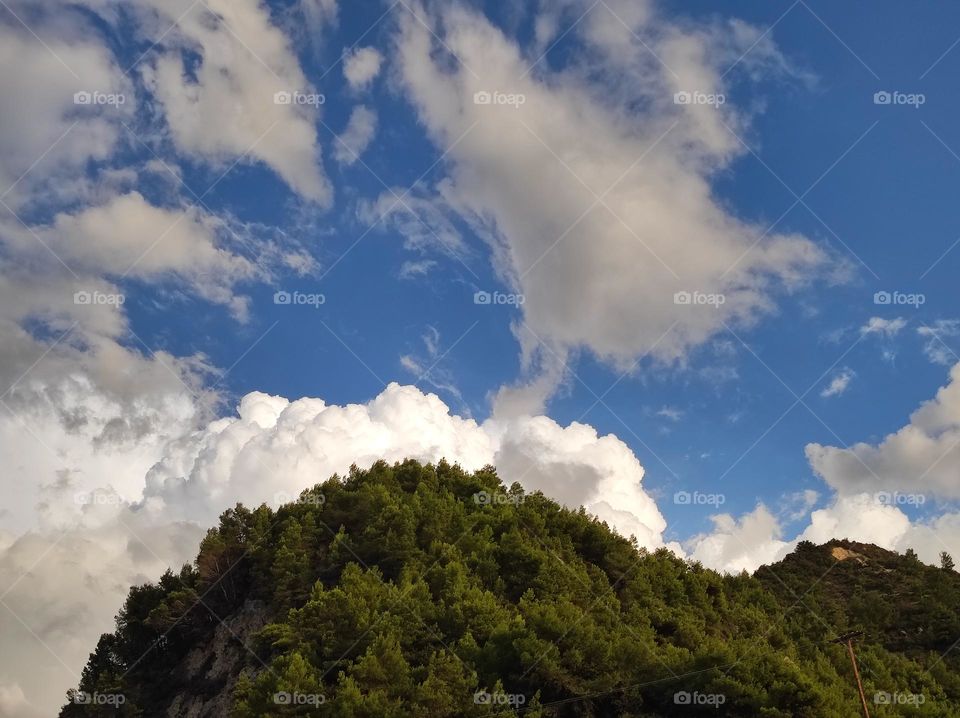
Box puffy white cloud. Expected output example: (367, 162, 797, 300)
(686, 505, 790, 573)
(797, 493, 912, 548)
(390, 0, 828, 375)
(144, 383, 669, 547)
(807, 362, 960, 499)
(333, 106, 378, 165)
(687, 493, 960, 574)
(0, 379, 670, 714)
(820, 367, 855, 398)
(343, 46, 383, 90)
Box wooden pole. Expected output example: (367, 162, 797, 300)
(844, 637, 871, 718)
(831, 631, 870, 718)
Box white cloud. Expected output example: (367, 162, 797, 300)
(144, 383, 669, 547)
(398, 259, 437, 278)
(0, 20, 131, 211)
(391, 0, 829, 379)
(656, 406, 684, 422)
(343, 46, 383, 90)
(0, 506, 203, 718)
(686, 504, 789, 573)
(820, 367, 855, 398)
(917, 320, 960, 366)
(0, 379, 671, 714)
(129, 0, 332, 203)
(687, 493, 960, 575)
(333, 106, 378, 165)
(860, 316, 907, 338)
(807, 362, 960, 499)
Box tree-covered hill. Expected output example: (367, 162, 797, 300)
(61, 460, 960, 716)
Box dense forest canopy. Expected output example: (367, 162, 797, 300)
(62, 460, 960, 716)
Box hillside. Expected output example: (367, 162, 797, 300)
(61, 461, 960, 716)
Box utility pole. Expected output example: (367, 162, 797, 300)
(831, 631, 870, 718)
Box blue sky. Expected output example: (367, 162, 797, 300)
(7, 1, 960, 712)
(110, 0, 960, 543)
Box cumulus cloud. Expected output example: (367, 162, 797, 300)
(390, 0, 829, 377)
(144, 383, 669, 547)
(333, 106, 378, 165)
(343, 46, 383, 90)
(820, 367, 855, 398)
(686, 505, 789, 574)
(687, 493, 960, 574)
(0, 380, 670, 713)
(807, 362, 960, 499)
